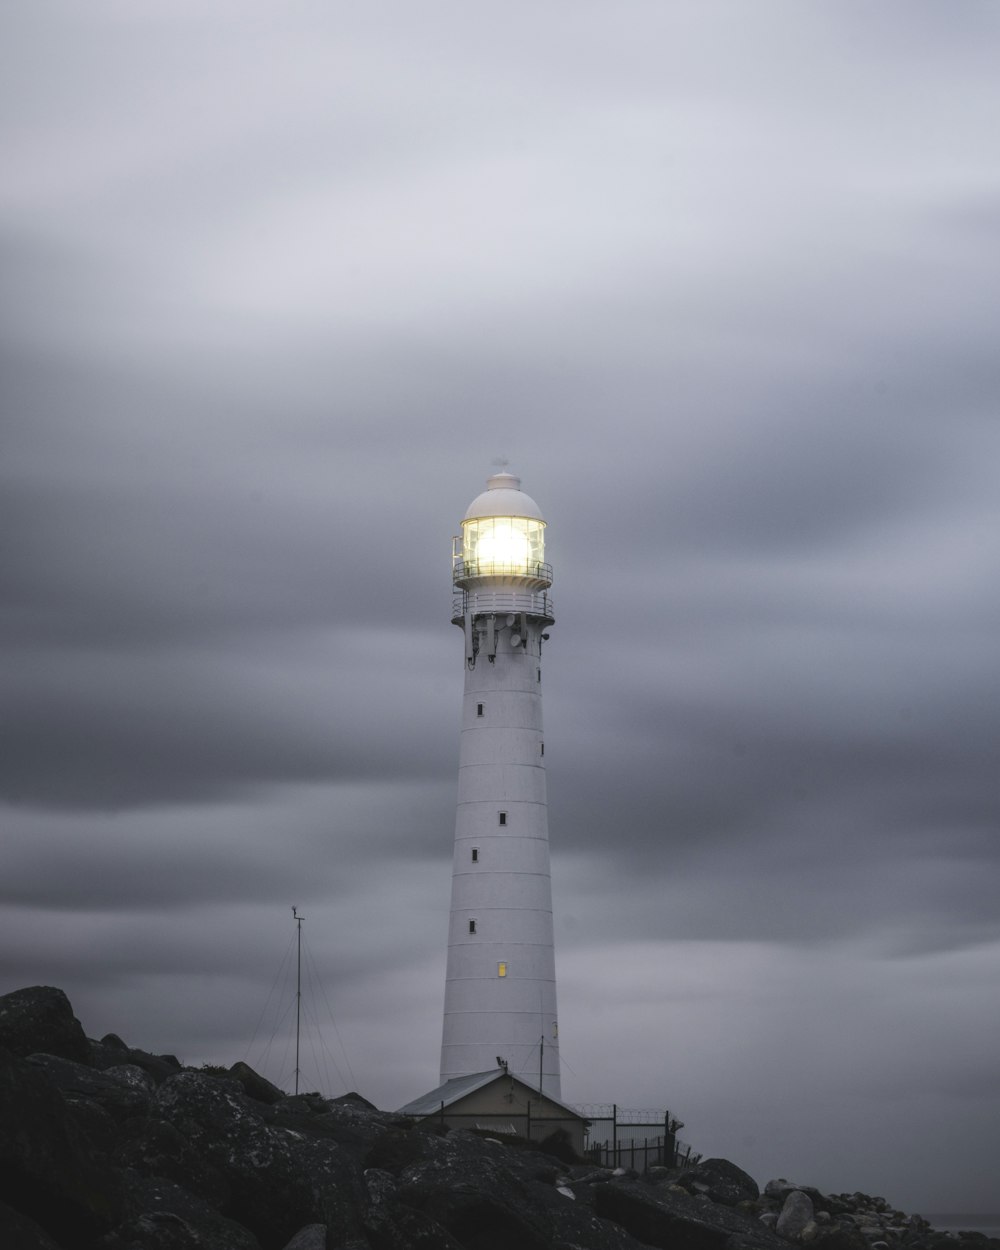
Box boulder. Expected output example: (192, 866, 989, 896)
(280, 1227, 327, 1250)
(89, 1038, 181, 1086)
(365, 1167, 399, 1207)
(777, 1191, 816, 1241)
(0, 986, 90, 1063)
(366, 1126, 439, 1174)
(26, 1052, 152, 1120)
(767, 1180, 809, 1199)
(397, 1132, 681, 1250)
(404, 1181, 551, 1249)
(815, 1224, 869, 1250)
(0, 1199, 63, 1250)
(229, 1061, 285, 1106)
(106, 1062, 156, 1093)
(367, 1202, 467, 1248)
(284, 1134, 371, 1247)
(593, 1178, 790, 1250)
(154, 1071, 369, 1248)
(98, 1175, 260, 1250)
(332, 1090, 379, 1111)
(0, 1045, 122, 1243)
(678, 1157, 760, 1206)
(65, 1094, 120, 1158)
(268, 1090, 406, 1159)
(765, 1180, 829, 1210)
(112, 1116, 231, 1208)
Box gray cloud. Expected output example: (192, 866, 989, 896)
(2, 0, 999, 1215)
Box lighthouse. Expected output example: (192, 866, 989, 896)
(440, 470, 561, 1100)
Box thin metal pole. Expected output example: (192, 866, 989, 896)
(539, 1034, 544, 1098)
(292, 907, 304, 1095)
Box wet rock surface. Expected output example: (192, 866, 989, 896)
(1, 986, 996, 1250)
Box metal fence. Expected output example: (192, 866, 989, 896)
(573, 1104, 698, 1170)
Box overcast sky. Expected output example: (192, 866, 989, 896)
(3, 0, 999, 1217)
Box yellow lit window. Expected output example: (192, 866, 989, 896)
(498, 962, 507, 977)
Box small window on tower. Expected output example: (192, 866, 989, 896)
(468, 919, 477, 934)
(498, 962, 507, 977)
(476, 703, 484, 717)
(498, 811, 507, 826)
(471, 847, 479, 862)
(540, 742, 544, 756)
(537, 669, 541, 682)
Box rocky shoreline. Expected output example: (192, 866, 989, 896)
(1, 986, 995, 1250)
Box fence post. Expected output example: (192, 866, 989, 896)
(526, 1100, 531, 1143)
(612, 1104, 617, 1168)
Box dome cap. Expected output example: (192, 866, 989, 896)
(464, 471, 545, 522)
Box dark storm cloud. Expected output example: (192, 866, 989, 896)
(1, 626, 455, 806)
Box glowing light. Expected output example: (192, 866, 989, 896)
(462, 515, 544, 575)
(477, 521, 529, 567)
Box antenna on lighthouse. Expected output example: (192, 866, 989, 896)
(292, 906, 304, 1095)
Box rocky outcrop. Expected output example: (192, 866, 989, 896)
(745, 1180, 991, 1250)
(1, 986, 996, 1250)
(674, 1157, 760, 1206)
(0, 986, 90, 1063)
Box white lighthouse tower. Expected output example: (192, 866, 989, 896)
(440, 470, 561, 1100)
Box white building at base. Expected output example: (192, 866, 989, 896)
(439, 471, 561, 1100)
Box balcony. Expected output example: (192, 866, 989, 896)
(452, 587, 554, 624)
(452, 558, 553, 588)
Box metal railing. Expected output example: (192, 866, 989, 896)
(451, 589, 554, 620)
(453, 558, 553, 584)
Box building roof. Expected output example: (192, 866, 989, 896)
(397, 1068, 587, 1122)
(397, 1069, 504, 1116)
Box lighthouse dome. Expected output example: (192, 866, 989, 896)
(464, 471, 545, 522)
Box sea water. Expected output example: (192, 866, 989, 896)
(924, 1214, 1000, 1241)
